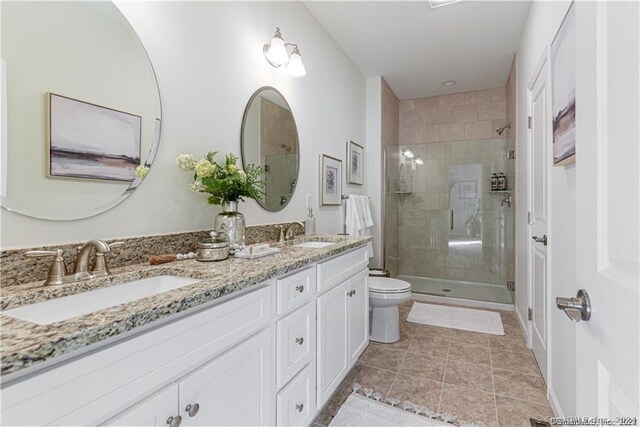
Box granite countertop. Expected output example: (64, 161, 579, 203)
(0, 234, 371, 378)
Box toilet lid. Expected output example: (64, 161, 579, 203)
(369, 277, 411, 293)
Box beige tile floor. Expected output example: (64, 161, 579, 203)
(313, 300, 554, 427)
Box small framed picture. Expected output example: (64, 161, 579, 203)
(319, 154, 342, 206)
(347, 140, 364, 185)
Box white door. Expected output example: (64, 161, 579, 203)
(316, 281, 348, 408)
(347, 270, 369, 366)
(572, 0, 639, 416)
(178, 329, 273, 426)
(528, 52, 550, 382)
(102, 385, 179, 427)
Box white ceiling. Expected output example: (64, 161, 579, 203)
(304, 1, 531, 100)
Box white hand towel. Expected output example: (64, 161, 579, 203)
(356, 196, 374, 258)
(345, 196, 363, 236)
(361, 196, 374, 228)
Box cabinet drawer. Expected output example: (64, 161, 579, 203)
(317, 247, 368, 293)
(2, 285, 272, 426)
(276, 266, 315, 315)
(276, 362, 316, 427)
(276, 302, 316, 388)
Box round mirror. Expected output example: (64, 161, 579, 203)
(241, 87, 299, 212)
(0, 1, 162, 220)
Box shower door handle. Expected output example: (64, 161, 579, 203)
(450, 210, 454, 230)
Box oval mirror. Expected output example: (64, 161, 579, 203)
(241, 87, 299, 212)
(0, 1, 162, 220)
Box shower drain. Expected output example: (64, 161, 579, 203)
(441, 288, 452, 292)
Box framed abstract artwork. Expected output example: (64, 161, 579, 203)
(46, 93, 142, 181)
(319, 154, 342, 206)
(551, 1, 576, 166)
(347, 140, 364, 185)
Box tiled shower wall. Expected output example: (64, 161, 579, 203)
(399, 87, 508, 144)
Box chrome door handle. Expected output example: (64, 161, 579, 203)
(295, 285, 304, 293)
(556, 289, 591, 322)
(295, 337, 304, 345)
(295, 403, 304, 412)
(532, 235, 547, 245)
(166, 416, 182, 427)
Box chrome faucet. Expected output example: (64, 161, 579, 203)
(284, 222, 305, 241)
(26, 240, 124, 286)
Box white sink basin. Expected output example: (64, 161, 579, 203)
(3, 275, 201, 325)
(294, 241, 336, 249)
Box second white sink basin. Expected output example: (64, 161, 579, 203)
(294, 241, 336, 249)
(3, 275, 201, 325)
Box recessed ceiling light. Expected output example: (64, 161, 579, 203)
(442, 80, 456, 86)
(429, 0, 463, 8)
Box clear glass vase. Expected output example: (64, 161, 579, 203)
(214, 201, 246, 253)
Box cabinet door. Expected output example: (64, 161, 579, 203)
(102, 385, 179, 427)
(348, 269, 369, 366)
(178, 329, 273, 427)
(316, 281, 348, 408)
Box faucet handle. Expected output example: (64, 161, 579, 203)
(107, 241, 125, 250)
(92, 241, 125, 276)
(26, 249, 68, 286)
(274, 225, 285, 243)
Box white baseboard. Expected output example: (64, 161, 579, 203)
(515, 306, 530, 343)
(411, 293, 514, 311)
(548, 386, 563, 417)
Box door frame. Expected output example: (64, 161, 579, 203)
(526, 47, 553, 386)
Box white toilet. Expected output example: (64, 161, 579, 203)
(369, 275, 412, 343)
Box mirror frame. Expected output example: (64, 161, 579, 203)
(240, 86, 300, 212)
(0, 1, 162, 221)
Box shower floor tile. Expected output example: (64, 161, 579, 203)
(313, 299, 552, 427)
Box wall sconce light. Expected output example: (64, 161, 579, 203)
(414, 157, 424, 165)
(263, 27, 306, 78)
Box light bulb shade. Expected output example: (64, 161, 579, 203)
(266, 36, 289, 66)
(402, 149, 414, 159)
(287, 52, 306, 77)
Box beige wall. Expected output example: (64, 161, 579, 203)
(399, 88, 507, 145)
(380, 78, 399, 274)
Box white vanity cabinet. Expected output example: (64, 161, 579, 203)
(102, 385, 179, 427)
(316, 248, 369, 408)
(176, 328, 273, 427)
(103, 329, 273, 427)
(0, 245, 369, 427)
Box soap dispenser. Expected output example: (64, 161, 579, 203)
(490, 173, 498, 191)
(305, 208, 316, 235)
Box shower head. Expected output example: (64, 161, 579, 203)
(496, 123, 512, 136)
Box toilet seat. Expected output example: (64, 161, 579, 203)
(369, 277, 411, 294)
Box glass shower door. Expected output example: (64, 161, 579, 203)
(443, 139, 511, 303)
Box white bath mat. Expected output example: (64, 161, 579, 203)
(407, 303, 505, 335)
(329, 393, 450, 426)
